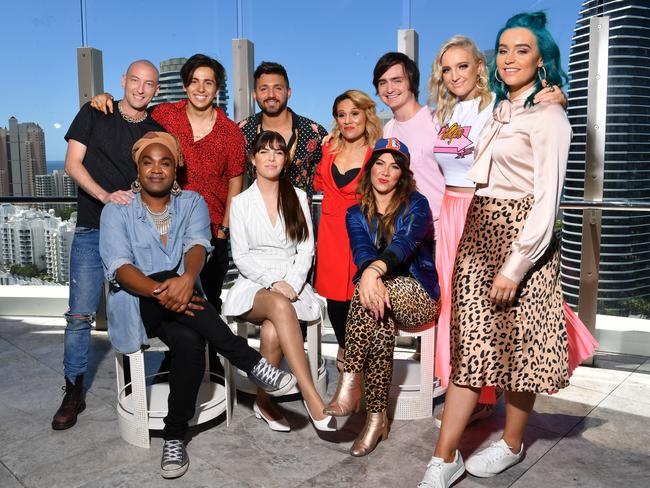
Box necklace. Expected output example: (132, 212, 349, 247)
(143, 202, 171, 235)
(192, 109, 216, 141)
(118, 101, 148, 123)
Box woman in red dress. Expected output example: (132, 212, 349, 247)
(314, 90, 382, 370)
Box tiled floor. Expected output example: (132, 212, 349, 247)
(1, 316, 649, 488)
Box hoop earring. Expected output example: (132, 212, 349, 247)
(131, 178, 141, 193)
(537, 65, 548, 85)
(494, 68, 504, 88)
(171, 180, 182, 196)
(476, 73, 487, 91)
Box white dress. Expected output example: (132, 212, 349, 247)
(222, 181, 321, 321)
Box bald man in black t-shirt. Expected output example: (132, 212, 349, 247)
(52, 60, 165, 431)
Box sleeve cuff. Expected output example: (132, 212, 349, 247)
(499, 249, 533, 285)
(377, 250, 400, 275)
(183, 239, 213, 256)
(106, 258, 134, 284)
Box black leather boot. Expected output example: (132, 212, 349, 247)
(52, 375, 86, 430)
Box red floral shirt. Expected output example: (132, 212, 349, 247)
(151, 100, 245, 237)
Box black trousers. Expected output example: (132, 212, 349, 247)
(327, 298, 351, 348)
(140, 271, 261, 440)
(201, 237, 230, 376)
(200, 237, 229, 312)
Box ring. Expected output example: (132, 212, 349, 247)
(548, 85, 555, 92)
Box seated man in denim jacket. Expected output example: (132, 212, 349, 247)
(99, 132, 296, 479)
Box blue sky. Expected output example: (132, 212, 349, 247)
(1, 0, 581, 160)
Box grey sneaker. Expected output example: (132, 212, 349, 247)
(161, 439, 189, 479)
(248, 358, 297, 396)
(465, 439, 523, 477)
(418, 450, 465, 488)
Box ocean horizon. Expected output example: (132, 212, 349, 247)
(46, 160, 65, 173)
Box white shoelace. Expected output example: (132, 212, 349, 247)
(254, 360, 283, 385)
(481, 441, 514, 464)
(417, 458, 444, 487)
(162, 440, 185, 466)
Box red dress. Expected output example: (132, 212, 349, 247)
(314, 144, 371, 301)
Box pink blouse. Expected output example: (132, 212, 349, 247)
(467, 87, 572, 284)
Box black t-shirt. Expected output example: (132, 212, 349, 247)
(65, 101, 164, 228)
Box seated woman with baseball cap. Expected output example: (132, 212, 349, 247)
(99, 131, 295, 479)
(324, 138, 441, 456)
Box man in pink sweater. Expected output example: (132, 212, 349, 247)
(373, 52, 445, 237)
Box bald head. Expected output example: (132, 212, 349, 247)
(126, 59, 159, 82)
(121, 59, 160, 112)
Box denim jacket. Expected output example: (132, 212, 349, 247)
(99, 191, 213, 353)
(346, 191, 440, 301)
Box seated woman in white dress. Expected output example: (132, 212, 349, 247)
(223, 130, 336, 433)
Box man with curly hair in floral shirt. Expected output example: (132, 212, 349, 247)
(239, 61, 328, 198)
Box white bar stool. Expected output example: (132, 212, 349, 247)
(114, 337, 234, 448)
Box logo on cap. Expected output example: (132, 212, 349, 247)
(386, 138, 401, 150)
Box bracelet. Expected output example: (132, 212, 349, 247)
(366, 264, 384, 276)
(218, 224, 230, 237)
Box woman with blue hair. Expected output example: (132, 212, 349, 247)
(418, 12, 573, 487)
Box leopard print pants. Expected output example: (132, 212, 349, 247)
(450, 196, 569, 393)
(344, 276, 440, 412)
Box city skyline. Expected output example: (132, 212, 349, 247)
(1, 0, 580, 160)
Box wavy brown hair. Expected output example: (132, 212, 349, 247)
(250, 131, 309, 243)
(357, 150, 416, 243)
(428, 36, 492, 127)
(329, 90, 382, 154)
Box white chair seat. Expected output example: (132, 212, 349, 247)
(388, 322, 440, 420)
(114, 336, 234, 448)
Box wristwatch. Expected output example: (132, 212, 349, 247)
(218, 224, 230, 238)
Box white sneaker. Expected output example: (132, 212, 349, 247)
(465, 439, 523, 477)
(417, 450, 464, 488)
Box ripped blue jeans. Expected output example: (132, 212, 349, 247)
(63, 227, 104, 381)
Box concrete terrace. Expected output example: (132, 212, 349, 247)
(1, 316, 649, 488)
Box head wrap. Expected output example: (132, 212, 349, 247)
(132, 131, 184, 167)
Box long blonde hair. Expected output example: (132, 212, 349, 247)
(329, 90, 382, 154)
(428, 36, 492, 127)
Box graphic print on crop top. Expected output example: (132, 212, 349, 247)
(434, 122, 474, 159)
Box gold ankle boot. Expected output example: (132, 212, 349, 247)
(323, 372, 362, 416)
(350, 411, 389, 457)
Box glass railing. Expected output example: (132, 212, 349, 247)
(2, 194, 649, 355)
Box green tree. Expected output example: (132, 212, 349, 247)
(10, 263, 41, 278)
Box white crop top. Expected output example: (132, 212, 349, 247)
(433, 95, 495, 188)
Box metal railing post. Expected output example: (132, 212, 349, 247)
(231, 39, 255, 123)
(76, 47, 104, 109)
(397, 29, 419, 67)
(76, 46, 107, 329)
(577, 16, 609, 357)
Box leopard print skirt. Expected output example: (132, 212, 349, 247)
(450, 195, 569, 394)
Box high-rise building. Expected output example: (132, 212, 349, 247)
(151, 57, 229, 114)
(35, 170, 77, 198)
(44, 216, 76, 283)
(0, 205, 75, 283)
(0, 128, 10, 197)
(5, 117, 47, 197)
(561, 0, 650, 316)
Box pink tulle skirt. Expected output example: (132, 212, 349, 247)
(434, 189, 599, 404)
(435, 189, 475, 391)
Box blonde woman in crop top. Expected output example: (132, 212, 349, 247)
(427, 35, 597, 429)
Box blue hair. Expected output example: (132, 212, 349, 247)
(489, 11, 569, 107)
